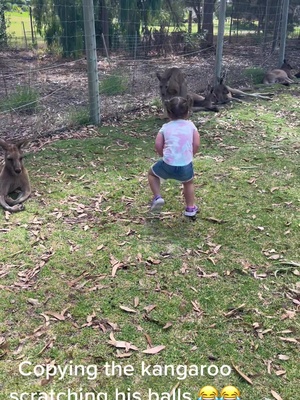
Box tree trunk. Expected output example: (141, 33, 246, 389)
(193, 0, 202, 34)
(272, 0, 281, 52)
(0, 4, 8, 49)
(263, 0, 271, 51)
(98, 0, 109, 53)
(188, 10, 192, 34)
(229, 1, 234, 44)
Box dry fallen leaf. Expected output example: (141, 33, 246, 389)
(268, 254, 281, 260)
(13, 343, 24, 355)
(266, 359, 272, 374)
(44, 311, 65, 321)
(191, 300, 203, 314)
(86, 311, 96, 323)
(27, 298, 41, 306)
(144, 333, 153, 347)
(278, 354, 289, 360)
(180, 263, 189, 274)
(146, 257, 161, 265)
(203, 217, 227, 224)
(231, 362, 253, 385)
(281, 310, 296, 320)
(110, 254, 124, 277)
(108, 333, 138, 351)
(143, 304, 157, 314)
(163, 322, 173, 330)
(224, 304, 245, 317)
(36, 340, 54, 356)
(279, 337, 298, 343)
(40, 313, 50, 325)
(270, 187, 279, 193)
(271, 390, 283, 400)
(274, 370, 286, 376)
(142, 345, 165, 354)
(119, 305, 137, 313)
(0, 337, 8, 350)
(170, 382, 180, 395)
(116, 351, 133, 358)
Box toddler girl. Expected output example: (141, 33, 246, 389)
(148, 96, 200, 217)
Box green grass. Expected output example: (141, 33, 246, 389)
(6, 11, 43, 47)
(0, 87, 299, 399)
(99, 72, 129, 96)
(6, 11, 31, 37)
(68, 107, 91, 126)
(0, 85, 39, 114)
(243, 67, 266, 85)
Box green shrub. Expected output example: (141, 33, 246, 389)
(0, 85, 39, 114)
(243, 67, 265, 85)
(68, 107, 91, 126)
(5, 3, 12, 11)
(11, 4, 21, 12)
(99, 72, 128, 96)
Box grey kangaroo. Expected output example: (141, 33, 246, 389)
(263, 59, 295, 85)
(0, 139, 31, 212)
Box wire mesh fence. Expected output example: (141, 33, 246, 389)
(0, 1, 299, 141)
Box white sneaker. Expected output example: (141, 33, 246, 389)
(184, 206, 199, 217)
(150, 197, 165, 212)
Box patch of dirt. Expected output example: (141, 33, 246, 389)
(0, 41, 299, 144)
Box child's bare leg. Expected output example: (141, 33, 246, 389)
(148, 169, 161, 197)
(183, 179, 195, 208)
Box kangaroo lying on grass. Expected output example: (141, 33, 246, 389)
(263, 59, 295, 85)
(156, 67, 219, 117)
(192, 84, 219, 112)
(0, 139, 31, 212)
(213, 77, 274, 104)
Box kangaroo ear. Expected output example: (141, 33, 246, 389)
(0, 139, 9, 150)
(156, 71, 162, 81)
(16, 139, 29, 149)
(186, 94, 193, 109)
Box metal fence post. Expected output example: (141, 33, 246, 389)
(278, 0, 289, 66)
(214, 0, 227, 84)
(82, 0, 100, 125)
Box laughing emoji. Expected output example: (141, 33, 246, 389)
(197, 386, 219, 400)
(220, 386, 241, 400)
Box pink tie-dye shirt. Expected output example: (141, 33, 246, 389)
(159, 119, 198, 166)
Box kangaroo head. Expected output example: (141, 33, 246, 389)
(214, 78, 230, 103)
(156, 72, 171, 97)
(0, 139, 26, 175)
(205, 84, 217, 102)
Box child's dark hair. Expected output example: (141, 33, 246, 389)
(165, 96, 192, 119)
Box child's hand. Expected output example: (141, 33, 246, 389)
(155, 132, 164, 156)
(193, 129, 200, 155)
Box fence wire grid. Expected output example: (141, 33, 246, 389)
(0, 0, 300, 141)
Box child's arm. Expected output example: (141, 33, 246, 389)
(193, 129, 200, 155)
(155, 132, 164, 156)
